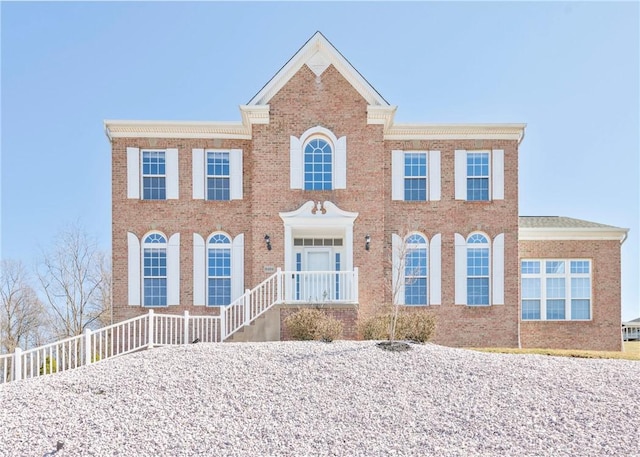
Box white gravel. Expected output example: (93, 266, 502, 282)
(0, 341, 638, 457)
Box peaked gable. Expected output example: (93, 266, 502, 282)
(248, 31, 388, 107)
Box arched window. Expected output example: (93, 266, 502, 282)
(467, 233, 489, 306)
(405, 234, 428, 305)
(143, 233, 167, 307)
(304, 137, 333, 190)
(207, 233, 232, 306)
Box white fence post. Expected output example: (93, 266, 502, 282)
(353, 267, 359, 302)
(148, 310, 155, 349)
(84, 328, 92, 366)
(184, 310, 189, 345)
(13, 348, 22, 382)
(220, 306, 226, 342)
(244, 289, 251, 326)
(276, 268, 283, 303)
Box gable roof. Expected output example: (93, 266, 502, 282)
(247, 31, 389, 107)
(519, 216, 628, 242)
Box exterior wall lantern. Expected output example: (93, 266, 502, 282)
(264, 234, 272, 251)
(365, 234, 371, 251)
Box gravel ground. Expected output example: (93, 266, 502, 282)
(0, 341, 638, 457)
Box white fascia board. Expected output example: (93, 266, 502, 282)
(519, 227, 629, 242)
(104, 120, 252, 140)
(384, 123, 527, 144)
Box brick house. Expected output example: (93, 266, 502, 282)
(104, 32, 628, 351)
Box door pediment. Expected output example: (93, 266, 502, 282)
(279, 201, 358, 227)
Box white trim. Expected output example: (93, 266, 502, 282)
(165, 148, 179, 199)
(229, 149, 243, 200)
(430, 234, 441, 305)
(391, 150, 404, 201)
(193, 233, 206, 306)
(232, 234, 245, 301)
(392, 234, 404, 305)
(454, 233, 467, 305)
(492, 233, 504, 305)
(334, 136, 347, 189)
(126, 147, 140, 199)
(247, 32, 388, 107)
(290, 136, 303, 189)
(492, 149, 504, 200)
(384, 123, 526, 144)
(454, 150, 467, 200)
(127, 232, 140, 306)
(167, 233, 180, 306)
(429, 150, 441, 201)
(192, 149, 205, 200)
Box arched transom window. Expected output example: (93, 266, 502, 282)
(143, 233, 167, 307)
(467, 233, 489, 306)
(304, 137, 333, 190)
(207, 233, 231, 306)
(405, 234, 428, 305)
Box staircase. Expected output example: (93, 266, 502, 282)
(0, 268, 358, 384)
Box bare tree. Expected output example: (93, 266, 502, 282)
(96, 252, 112, 328)
(0, 259, 44, 353)
(37, 224, 108, 338)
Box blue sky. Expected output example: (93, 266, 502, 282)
(1, 2, 638, 321)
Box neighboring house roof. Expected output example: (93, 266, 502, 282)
(519, 216, 628, 242)
(625, 317, 640, 324)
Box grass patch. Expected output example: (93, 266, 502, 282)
(471, 343, 640, 361)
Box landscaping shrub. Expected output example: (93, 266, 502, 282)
(284, 308, 343, 342)
(361, 308, 436, 343)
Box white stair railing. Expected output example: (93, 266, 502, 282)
(0, 269, 359, 384)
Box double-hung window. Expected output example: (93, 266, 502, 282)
(520, 260, 592, 321)
(290, 126, 347, 190)
(192, 149, 243, 200)
(126, 147, 179, 200)
(142, 151, 166, 200)
(392, 150, 440, 201)
(454, 149, 504, 201)
(404, 153, 427, 201)
(207, 152, 230, 200)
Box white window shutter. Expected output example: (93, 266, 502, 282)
(230, 149, 243, 200)
(454, 233, 467, 305)
(492, 233, 505, 305)
(492, 149, 504, 200)
(127, 232, 141, 306)
(454, 150, 467, 200)
(167, 233, 180, 306)
(290, 136, 303, 189)
(429, 234, 442, 305)
(429, 150, 441, 201)
(231, 234, 245, 302)
(392, 234, 405, 305)
(334, 136, 347, 189)
(166, 148, 179, 199)
(192, 149, 205, 200)
(126, 147, 140, 199)
(391, 150, 404, 201)
(193, 233, 205, 306)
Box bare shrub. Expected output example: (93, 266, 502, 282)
(284, 308, 343, 342)
(361, 308, 436, 343)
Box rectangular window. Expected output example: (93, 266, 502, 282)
(467, 248, 489, 305)
(143, 248, 167, 306)
(520, 259, 592, 321)
(466, 152, 489, 201)
(207, 249, 231, 306)
(207, 152, 230, 200)
(142, 151, 166, 200)
(404, 153, 427, 201)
